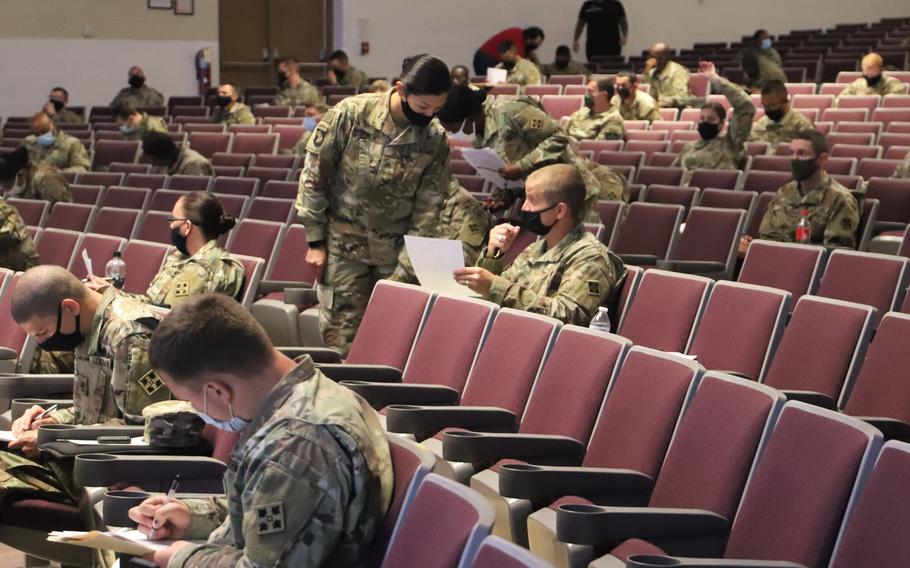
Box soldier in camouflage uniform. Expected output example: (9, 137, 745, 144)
(756, 130, 860, 248)
(642, 43, 693, 108)
(115, 101, 168, 142)
(836, 53, 907, 103)
(44, 87, 84, 125)
(275, 58, 323, 108)
(127, 294, 392, 567)
(22, 113, 90, 173)
(110, 66, 165, 108)
(211, 84, 256, 126)
(741, 49, 788, 94)
(289, 104, 329, 155)
(540, 45, 591, 79)
(497, 40, 543, 87)
(565, 78, 625, 141)
(896, 149, 910, 179)
(0, 146, 73, 204)
(749, 80, 815, 151)
(612, 72, 662, 123)
(8, 266, 170, 455)
(673, 62, 755, 184)
(455, 164, 625, 327)
(142, 400, 205, 448)
(328, 50, 371, 89)
(143, 132, 214, 177)
(0, 196, 39, 271)
(297, 55, 452, 354)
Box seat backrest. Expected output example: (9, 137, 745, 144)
(92, 140, 140, 171)
(764, 296, 875, 408)
(829, 440, 910, 568)
(188, 132, 232, 159)
(44, 202, 95, 232)
(211, 176, 259, 197)
(738, 240, 827, 304)
(582, 347, 703, 476)
(400, 295, 497, 395)
(381, 474, 494, 568)
(123, 173, 167, 190)
(68, 233, 127, 280)
(519, 327, 630, 442)
(613, 202, 683, 259)
(595, 200, 626, 248)
(346, 281, 435, 368)
(231, 133, 279, 154)
(864, 177, 910, 225)
(635, 166, 684, 186)
(245, 197, 295, 223)
(724, 403, 881, 568)
(470, 536, 553, 568)
(698, 188, 757, 215)
(648, 373, 785, 521)
(121, 239, 170, 295)
(134, 211, 172, 244)
(87, 207, 141, 239)
(225, 219, 284, 263)
(641, 185, 699, 214)
(843, 312, 910, 424)
(254, 153, 297, 169)
(165, 174, 213, 191)
(229, 253, 265, 309)
(260, 180, 298, 199)
(741, 170, 792, 193)
(6, 198, 49, 227)
(100, 187, 151, 210)
(36, 228, 81, 267)
(687, 281, 790, 381)
(816, 250, 908, 322)
(459, 309, 560, 417)
(68, 184, 105, 206)
(670, 207, 744, 276)
(619, 270, 712, 353)
(688, 169, 741, 190)
(212, 151, 254, 168)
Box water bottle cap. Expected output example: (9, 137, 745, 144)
(113, 251, 122, 257)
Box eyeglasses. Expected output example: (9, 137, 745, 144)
(166, 217, 190, 224)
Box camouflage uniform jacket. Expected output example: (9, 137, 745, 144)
(214, 103, 256, 126)
(337, 67, 370, 88)
(298, 92, 450, 266)
(7, 164, 73, 204)
(52, 108, 84, 125)
(275, 81, 323, 108)
(566, 106, 625, 141)
(644, 61, 692, 107)
(837, 76, 906, 100)
(171, 357, 393, 568)
(673, 76, 755, 181)
(0, 197, 39, 271)
(895, 149, 910, 179)
(291, 131, 313, 156)
(47, 287, 169, 426)
(478, 226, 626, 326)
(110, 85, 165, 108)
(168, 145, 214, 177)
(749, 108, 815, 149)
(121, 113, 168, 141)
(137, 240, 245, 308)
(540, 61, 591, 79)
(759, 172, 860, 248)
(746, 54, 788, 92)
(497, 58, 543, 86)
(611, 89, 662, 123)
(22, 132, 90, 172)
(477, 96, 570, 177)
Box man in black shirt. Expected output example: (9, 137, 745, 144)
(573, 0, 628, 60)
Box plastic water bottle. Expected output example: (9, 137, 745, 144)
(105, 251, 126, 290)
(589, 306, 612, 334)
(795, 209, 811, 243)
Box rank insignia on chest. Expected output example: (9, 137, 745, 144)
(530, 118, 544, 130)
(587, 280, 601, 296)
(138, 371, 164, 396)
(174, 281, 190, 297)
(256, 502, 285, 535)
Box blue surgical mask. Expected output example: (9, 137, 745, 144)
(761, 38, 772, 50)
(195, 388, 249, 432)
(36, 132, 56, 147)
(120, 124, 137, 134)
(303, 116, 318, 132)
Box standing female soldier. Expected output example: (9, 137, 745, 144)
(297, 54, 452, 354)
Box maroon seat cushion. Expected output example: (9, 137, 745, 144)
(5, 499, 83, 531)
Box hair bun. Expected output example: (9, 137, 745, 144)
(217, 214, 236, 235)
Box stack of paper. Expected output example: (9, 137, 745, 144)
(460, 147, 524, 190)
(486, 67, 508, 85)
(48, 529, 170, 555)
(404, 236, 477, 297)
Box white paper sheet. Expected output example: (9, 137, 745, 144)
(460, 147, 525, 190)
(82, 249, 93, 277)
(486, 67, 508, 85)
(61, 436, 147, 446)
(404, 236, 476, 297)
(0, 430, 15, 442)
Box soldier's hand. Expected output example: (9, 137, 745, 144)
(482, 199, 506, 213)
(7, 430, 40, 458)
(698, 60, 718, 78)
(738, 235, 753, 258)
(12, 405, 48, 435)
(453, 267, 496, 296)
(573, 41, 581, 53)
(150, 541, 191, 567)
(327, 69, 339, 85)
(644, 57, 657, 72)
(305, 246, 327, 282)
(486, 223, 521, 257)
(131, 496, 191, 540)
(499, 163, 524, 181)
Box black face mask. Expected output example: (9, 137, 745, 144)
(555, 59, 571, 69)
(764, 107, 786, 122)
(522, 202, 560, 236)
(128, 75, 145, 89)
(277, 72, 288, 87)
(617, 87, 631, 100)
(170, 225, 190, 255)
(41, 304, 84, 352)
(401, 96, 434, 127)
(865, 74, 882, 87)
(584, 93, 596, 109)
(790, 158, 819, 182)
(215, 96, 232, 107)
(333, 68, 347, 80)
(501, 60, 517, 71)
(50, 99, 65, 112)
(698, 121, 720, 141)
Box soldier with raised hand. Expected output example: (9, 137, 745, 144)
(111, 66, 165, 108)
(22, 112, 90, 173)
(142, 132, 213, 177)
(642, 43, 693, 108)
(297, 54, 452, 355)
(496, 40, 543, 87)
(274, 58, 323, 108)
(453, 164, 625, 327)
(673, 61, 755, 184)
(115, 100, 168, 142)
(128, 293, 392, 567)
(749, 80, 815, 150)
(211, 84, 256, 126)
(0, 145, 72, 205)
(566, 77, 625, 141)
(8, 265, 169, 456)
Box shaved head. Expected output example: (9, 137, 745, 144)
(650, 42, 670, 56)
(526, 164, 586, 221)
(11, 266, 87, 324)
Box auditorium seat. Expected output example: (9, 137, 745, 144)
(470, 536, 552, 568)
(35, 228, 81, 267)
(635, 166, 684, 186)
(107, 162, 151, 175)
(133, 211, 172, 244)
(44, 203, 94, 232)
(740, 170, 791, 193)
(816, 250, 908, 323)
(92, 140, 140, 171)
(245, 166, 291, 187)
(211, 152, 254, 169)
(245, 197, 295, 223)
(688, 168, 740, 190)
(697, 187, 757, 218)
(231, 253, 266, 309)
(259, 180, 298, 199)
(188, 132, 232, 158)
(831, 144, 883, 160)
(227, 125, 272, 135)
(86, 207, 141, 239)
(595, 200, 625, 248)
(547, 75, 586, 87)
(231, 133, 279, 155)
(612, 202, 684, 265)
(273, 125, 307, 152)
(253, 153, 297, 169)
(596, 150, 645, 170)
(165, 174, 212, 191)
(657, 206, 744, 280)
(68, 233, 126, 280)
(67, 184, 104, 207)
(211, 165, 246, 178)
(251, 105, 291, 119)
(738, 240, 826, 304)
(210, 176, 259, 197)
(6, 198, 49, 227)
(120, 239, 170, 295)
(226, 219, 285, 266)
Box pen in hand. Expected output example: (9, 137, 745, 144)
(31, 404, 58, 428)
(149, 474, 180, 541)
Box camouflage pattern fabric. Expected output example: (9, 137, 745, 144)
(895, 149, 910, 179)
(565, 105, 625, 141)
(22, 131, 90, 172)
(143, 400, 204, 448)
(611, 89, 662, 122)
(0, 197, 40, 271)
(497, 57, 543, 87)
(337, 66, 370, 88)
(52, 108, 84, 125)
(168, 145, 214, 177)
(274, 81, 323, 108)
(213, 103, 256, 126)
(749, 109, 816, 150)
(110, 85, 165, 108)
(837, 75, 906, 101)
(138, 240, 245, 308)
(7, 163, 73, 205)
(644, 60, 693, 108)
(540, 60, 591, 78)
(120, 113, 168, 141)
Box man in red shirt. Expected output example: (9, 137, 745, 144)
(473, 27, 545, 74)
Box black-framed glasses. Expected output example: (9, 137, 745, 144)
(166, 217, 190, 224)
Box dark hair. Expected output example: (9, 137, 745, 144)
(142, 131, 179, 163)
(753, 29, 768, 39)
(179, 191, 236, 241)
(761, 79, 788, 97)
(701, 101, 727, 122)
(451, 65, 470, 76)
(399, 54, 451, 96)
(523, 27, 545, 41)
(793, 129, 828, 155)
(594, 78, 615, 98)
(114, 100, 139, 120)
(11, 265, 87, 323)
(436, 84, 487, 124)
(556, 45, 571, 57)
(149, 294, 273, 384)
(0, 146, 29, 181)
(498, 40, 516, 55)
(51, 87, 69, 100)
(328, 50, 349, 62)
(618, 71, 638, 84)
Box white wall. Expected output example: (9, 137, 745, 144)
(333, 0, 910, 79)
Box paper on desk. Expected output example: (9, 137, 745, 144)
(48, 528, 169, 555)
(486, 67, 507, 85)
(61, 436, 147, 446)
(0, 430, 15, 442)
(460, 148, 524, 190)
(404, 236, 476, 297)
(82, 249, 93, 278)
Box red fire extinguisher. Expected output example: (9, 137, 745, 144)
(195, 48, 213, 95)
